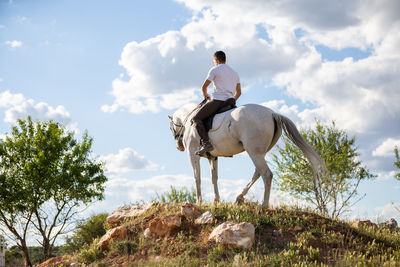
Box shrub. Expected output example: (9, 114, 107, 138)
(154, 186, 197, 203)
(63, 213, 108, 253)
(77, 239, 104, 264)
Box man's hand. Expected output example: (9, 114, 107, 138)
(204, 93, 211, 100)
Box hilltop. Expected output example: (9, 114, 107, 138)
(38, 201, 400, 267)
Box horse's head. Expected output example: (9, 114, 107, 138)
(168, 115, 185, 151)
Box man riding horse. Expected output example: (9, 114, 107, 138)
(169, 51, 327, 207)
(192, 51, 242, 155)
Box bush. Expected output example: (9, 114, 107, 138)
(154, 186, 197, 204)
(63, 213, 108, 253)
(77, 239, 104, 264)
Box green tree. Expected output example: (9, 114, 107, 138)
(0, 117, 107, 266)
(394, 146, 400, 180)
(272, 121, 375, 218)
(63, 213, 108, 253)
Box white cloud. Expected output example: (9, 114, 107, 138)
(99, 147, 160, 174)
(260, 99, 327, 129)
(373, 138, 400, 157)
(103, 6, 307, 114)
(374, 202, 400, 223)
(5, 40, 22, 48)
(376, 171, 398, 181)
(273, 46, 400, 135)
(0, 90, 77, 132)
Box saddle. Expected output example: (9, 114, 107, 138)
(203, 98, 237, 132)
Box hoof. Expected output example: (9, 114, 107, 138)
(214, 197, 220, 203)
(235, 195, 244, 204)
(257, 204, 269, 211)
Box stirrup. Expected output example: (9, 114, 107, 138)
(195, 142, 214, 155)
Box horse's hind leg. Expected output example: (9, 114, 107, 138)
(241, 152, 273, 207)
(236, 169, 260, 204)
(260, 163, 273, 207)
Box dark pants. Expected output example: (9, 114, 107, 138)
(192, 99, 225, 143)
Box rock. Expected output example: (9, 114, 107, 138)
(379, 218, 398, 231)
(69, 263, 79, 267)
(143, 227, 153, 238)
(98, 225, 128, 250)
(106, 204, 152, 227)
(272, 229, 283, 237)
(38, 256, 68, 267)
(180, 203, 203, 220)
(294, 226, 303, 232)
(351, 220, 377, 229)
(149, 215, 181, 236)
(208, 221, 255, 249)
(195, 211, 215, 225)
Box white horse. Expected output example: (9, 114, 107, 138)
(168, 102, 326, 207)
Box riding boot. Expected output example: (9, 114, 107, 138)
(196, 139, 214, 155)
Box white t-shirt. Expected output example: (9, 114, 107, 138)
(206, 64, 240, 101)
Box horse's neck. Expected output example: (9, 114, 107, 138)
(175, 103, 198, 125)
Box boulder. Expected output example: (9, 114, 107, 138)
(294, 226, 303, 232)
(195, 211, 215, 225)
(98, 225, 128, 250)
(38, 256, 68, 267)
(351, 220, 377, 229)
(149, 215, 181, 236)
(180, 203, 203, 220)
(106, 204, 152, 227)
(143, 228, 153, 238)
(379, 218, 398, 231)
(209, 221, 255, 249)
(272, 229, 283, 237)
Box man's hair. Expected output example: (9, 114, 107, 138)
(214, 51, 226, 63)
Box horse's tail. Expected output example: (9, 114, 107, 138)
(271, 113, 328, 189)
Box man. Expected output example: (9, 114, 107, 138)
(192, 51, 241, 155)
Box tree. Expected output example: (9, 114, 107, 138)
(63, 213, 108, 253)
(0, 117, 107, 266)
(394, 146, 400, 180)
(272, 121, 375, 218)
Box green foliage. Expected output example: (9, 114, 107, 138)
(5, 246, 63, 266)
(395, 146, 400, 180)
(154, 186, 197, 204)
(63, 213, 108, 253)
(110, 240, 138, 255)
(0, 116, 107, 263)
(77, 239, 104, 264)
(272, 120, 375, 217)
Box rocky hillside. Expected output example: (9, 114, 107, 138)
(39, 202, 400, 266)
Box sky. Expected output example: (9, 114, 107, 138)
(1, 0, 400, 243)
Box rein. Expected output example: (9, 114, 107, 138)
(173, 99, 207, 140)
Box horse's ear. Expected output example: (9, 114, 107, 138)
(168, 115, 173, 121)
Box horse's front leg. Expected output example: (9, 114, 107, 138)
(208, 157, 220, 202)
(188, 153, 202, 204)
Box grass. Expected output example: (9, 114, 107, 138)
(64, 201, 400, 266)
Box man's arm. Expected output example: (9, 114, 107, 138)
(202, 79, 212, 100)
(234, 83, 241, 100)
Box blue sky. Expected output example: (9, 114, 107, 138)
(1, 0, 400, 242)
